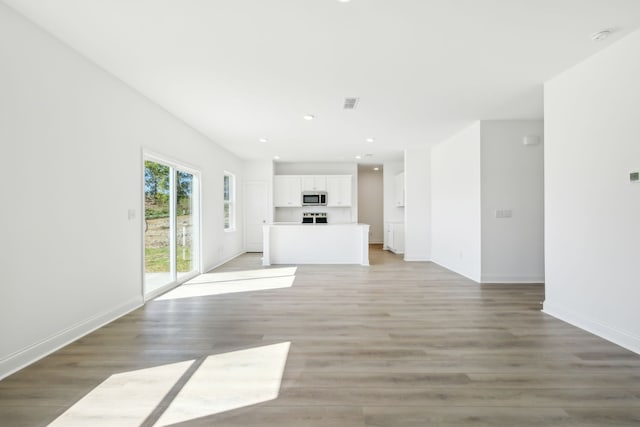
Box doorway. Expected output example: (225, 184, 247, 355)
(244, 181, 269, 252)
(144, 155, 200, 297)
(357, 165, 384, 244)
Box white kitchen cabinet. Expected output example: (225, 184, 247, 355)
(395, 172, 405, 207)
(275, 174, 350, 207)
(301, 176, 327, 192)
(385, 222, 405, 254)
(326, 175, 352, 207)
(274, 176, 302, 207)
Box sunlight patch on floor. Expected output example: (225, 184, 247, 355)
(47, 342, 291, 427)
(48, 360, 193, 427)
(186, 267, 297, 283)
(154, 342, 291, 426)
(155, 267, 297, 301)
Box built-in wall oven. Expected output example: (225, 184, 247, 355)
(302, 212, 327, 224)
(302, 191, 327, 206)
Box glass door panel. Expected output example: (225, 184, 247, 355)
(144, 160, 173, 293)
(176, 170, 194, 279)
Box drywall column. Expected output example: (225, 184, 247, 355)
(430, 123, 482, 281)
(543, 29, 640, 353)
(404, 148, 431, 261)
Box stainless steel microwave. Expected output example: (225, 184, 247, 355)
(302, 191, 327, 206)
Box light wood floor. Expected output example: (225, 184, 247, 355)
(2, 245, 640, 426)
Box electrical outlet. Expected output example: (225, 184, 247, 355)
(495, 209, 513, 219)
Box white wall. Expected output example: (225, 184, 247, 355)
(431, 123, 482, 281)
(357, 166, 384, 243)
(404, 149, 431, 261)
(543, 30, 640, 353)
(480, 120, 545, 283)
(244, 159, 274, 184)
(0, 4, 244, 379)
(274, 162, 358, 176)
(383, 159, 405, 224)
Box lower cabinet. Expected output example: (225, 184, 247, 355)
(384, 222, 405, 254)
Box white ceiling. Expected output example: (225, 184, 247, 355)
(4, 0, 640, 163)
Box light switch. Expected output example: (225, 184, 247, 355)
(631, 172, 639, 183)
(128, 209, 136, 220)
(495, 209, 513, 219)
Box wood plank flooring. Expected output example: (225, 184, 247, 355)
(1, 245, 640, 426)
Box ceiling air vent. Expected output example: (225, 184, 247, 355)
(343, 97, 359, 109)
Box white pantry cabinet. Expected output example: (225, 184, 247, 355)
(274, 175, 302, 207)
(326, 175, 352, 207)
(385, 222, 405, 254)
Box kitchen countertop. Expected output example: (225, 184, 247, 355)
(270, 222, 369, 226)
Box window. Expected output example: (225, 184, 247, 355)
(224, 172, 236, 231)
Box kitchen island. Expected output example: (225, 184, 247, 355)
(262, 223, 370, 266)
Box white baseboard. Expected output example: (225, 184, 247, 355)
(481, 276, 545, 284)
(543, 302, 640, 355)
(203, 251, 245, 273)
(403, 257, 428, 261)
(430, 260, 481, 283)
(0, 296, 142, 381)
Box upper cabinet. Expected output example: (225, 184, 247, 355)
(274, 175, 302, 207)
(395, 172, 405, 207)
(275, 174, 352, 207)
(301, 176, 327, 192)
(326, 175, 352, 207)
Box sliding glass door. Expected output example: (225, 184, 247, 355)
(144, 158, 199, 296)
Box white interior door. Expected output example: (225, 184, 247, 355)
(244, 181, 269, 252)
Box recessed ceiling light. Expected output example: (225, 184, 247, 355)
(365, 137, 375, 143)
(273, 155, 280, 160)
(355, 155, 362, 160)
(303, 114, 315, 121)
(591, 30, 612, 41)
(344, 97, 359, 109)
(374, 167, 380, 171)
(259, 138, 268, 143)
(338, 0, 351, 3)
